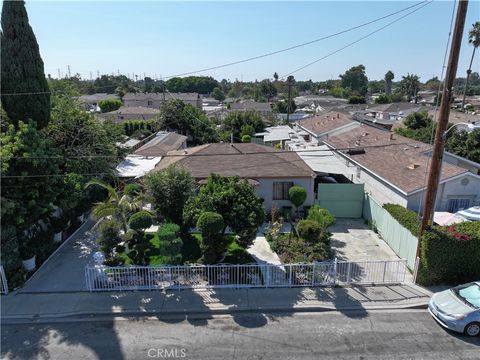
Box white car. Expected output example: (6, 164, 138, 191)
(428, 281, 480, 336)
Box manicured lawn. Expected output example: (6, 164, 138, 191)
(118, 232, 254, 265)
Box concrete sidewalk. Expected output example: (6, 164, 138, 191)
(1, 284, 432, 322)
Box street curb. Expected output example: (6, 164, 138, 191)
(1, 301, 430, 323)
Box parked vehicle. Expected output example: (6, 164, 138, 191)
(428, 281, 480, 336)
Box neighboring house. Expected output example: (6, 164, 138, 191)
(230, 100, 272, 116)
(154, 143, 317, 211)
(294, 95, 348, 108)
(97, 106, 160, 123)
(323, 125, 480, 212)
(116, 155, 162, 180)
(253, 125, 296, 149)
(295, 112, 359, 144)
(365, 103, 424, 121)
(353, 112, 397, 130)
(123, 92, 202, 109)
(77, 93, 120, 112)
(134, 131, 187, 157)
(417, 90, 437, 105)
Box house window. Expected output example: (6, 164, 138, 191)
(147, 100, 153, 106)
(273, 182, 294, 200)
(448, 198, 471, 212)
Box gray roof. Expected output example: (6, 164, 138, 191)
(230, 100, 272, 112)
(366, 103, 424, 114)
(103, 106, 160, 115)
(77, 93, 119, 103)
(134, 132, 187, 157)
(123, 92, 199, 101)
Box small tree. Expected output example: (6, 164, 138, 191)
(144, 165, 196, 226)
(288, 186, 307, 217)
(296, 219, 322, 244)
(307, 205, 335, 229)
(197, 212, 225, 264)
(404, 111, 432, 130)
(348, 96, 366, 104)
(98, 98, 122, 113)
(97, 219, 122, 260)
(211, 87, 225, 102)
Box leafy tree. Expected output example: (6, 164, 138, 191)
(296, 219, 322, 244)
(423, 76, 441, 91)
(165, 76, 218, 94)
(156, 99, 218, 145)
(196, 212, 226, 263)
(184, 174, 265, 247)
(1, 0, 50, 129)
(144, 165, 196, 226)
(307, 205, 335, 229)
(98, 98, 122, 113)
(399, 73, 420, 102)
(404, 111, 432, 130)
(375, 94, 391, 104)
(259, 79, 277, 100)
(446, 129, 480, 164)
(222, 110, 264, 142)
(1, 121, 63, 259)
(274, 99, 297, 114)
(384, 71, 394, 95)
(211, 87, 225, 102)
(97, 219, 122, 260)
(340, 65, 368, 96)
(462, 21, 480, 110)
(329, 86, 351, 98)
(47, 95, 122, 175)
(348, 96, 366, 104)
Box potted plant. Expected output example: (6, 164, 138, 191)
(19, 238, 37, 272)
(50, 215, 66, 243)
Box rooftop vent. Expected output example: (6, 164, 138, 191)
(389, 133, 395, 140)
(362, 132, 369, 137)
(347, 148, 366, 155)
(408, 163, 420, 170)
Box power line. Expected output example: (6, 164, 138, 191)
(282, 0, 433, 77)
(163, 0, 430, 79)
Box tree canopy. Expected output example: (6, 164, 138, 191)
(165, 76, 218, 94)
(339, 65, 368, 96)
(1, 0, 50, 129)
(221, 110, 264, 142)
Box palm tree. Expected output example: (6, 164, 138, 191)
(462, 21, 480, 111)
(384, 71, 394, 95)
(400, 73, 420, 103)
(85, 179, 143, 232)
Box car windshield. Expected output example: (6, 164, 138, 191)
(453, 283, 480, 309)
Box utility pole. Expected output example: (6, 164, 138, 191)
(286, 76, 294, 123)
(417, 0, 469, 256)
(67, 64, 71, 78)
(57, 68, 61, 79)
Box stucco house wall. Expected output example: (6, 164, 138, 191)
(256, 177, 315, 212)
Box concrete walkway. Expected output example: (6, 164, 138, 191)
(247, 236, 281, 265)
(1, 284, 432, 321)
(17, 217, 98, 293)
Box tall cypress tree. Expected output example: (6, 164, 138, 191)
(1, 0, 50, 129)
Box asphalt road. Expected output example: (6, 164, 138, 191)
(1, 310, 479, 360)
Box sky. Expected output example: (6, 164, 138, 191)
(11, 1, 480, 82)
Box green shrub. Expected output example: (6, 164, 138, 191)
(383, 204, 419, 236)
(124, 183, 141, 196)
(296, 219, 322, 244)
(98, 98, 122, 113)
(128, 211, 153, 232)
(197, 212, 224, 237)
(307, 205, 335, 229)
(241, 134, 251, 143)
(348, 96, 366, 104)
(197, 212, 226, 264)
(288, 186, 307, 208)
(418, 221, 480, 285)
(157, 223, 182, 264)
(98, 219, 122, 258)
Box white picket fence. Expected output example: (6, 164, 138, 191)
(85, 259, 409, 292)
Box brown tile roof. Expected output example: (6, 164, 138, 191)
(296, 112, 355, 136)
(154, 143, 315, 179)
(324, 125, 468, 194)
(134, 132, 187, 157)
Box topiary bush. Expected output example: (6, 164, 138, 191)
(157, 223, 183, 265)
(128, 211, 153, 232)
(197, 211, 226, 264)
(241, 134, 251, 143)
(98, 219, 122, 259)
(418, 221, 480, 285)
(383, 204, 419, 236)
(288, 186, 307, 209)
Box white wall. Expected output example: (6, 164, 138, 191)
(256, 177, 315, 211)
(407, 173, 480, 212)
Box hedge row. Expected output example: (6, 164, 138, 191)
(383, 204, 420, 236)
(123, 120, 155, 136)
(418, 221, 480, 285)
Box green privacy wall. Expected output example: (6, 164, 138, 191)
(363, 194, 418, 269)
(316, 183, 364, 218)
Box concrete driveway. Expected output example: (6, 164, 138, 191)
(330, 218, 402, 262)
(17, 217, 98, 293)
